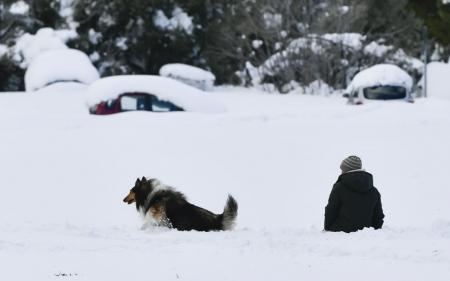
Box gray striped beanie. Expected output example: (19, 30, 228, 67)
(340, 156, 362, 173)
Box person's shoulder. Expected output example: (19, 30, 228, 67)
(372, 186, 382, 196)
(332, 180, 344, 191)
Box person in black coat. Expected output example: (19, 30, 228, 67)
(324, 156, 384, 233)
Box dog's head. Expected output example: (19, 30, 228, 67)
(123, 176, 160, 205)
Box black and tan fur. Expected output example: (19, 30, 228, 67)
(123, 177, 238, 231)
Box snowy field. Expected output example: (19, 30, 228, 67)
(1, 85, 450, 280)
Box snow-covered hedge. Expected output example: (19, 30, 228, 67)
(159, 63, 216, 91)
(86, 75, 226, 113)
(25, 48, 100, 91)
(240, 33, 422, 94)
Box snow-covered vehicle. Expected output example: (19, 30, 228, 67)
(345, 64, 414, 105)
(25, 48, 100, 92)
(159, 63, 216, 91)
(86, 75, 226, 115)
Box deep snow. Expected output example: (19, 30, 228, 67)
(0, 86, 450, 280)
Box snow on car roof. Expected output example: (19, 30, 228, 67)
(85, 75, 226, 113)
(159, 63, 216, 81)
(346, 64, 413, 93)
(25, 48, 100, 92)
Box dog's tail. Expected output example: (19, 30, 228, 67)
(221, 195, 238, 230)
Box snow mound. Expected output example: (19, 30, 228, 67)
(86, 75, 226, 113)
(346, 64, 413, 93)
(159, 63, 216, 91)
(13, 27, 77, 68)
(419, 62, 450, 99)
(25, 48, 100, 92)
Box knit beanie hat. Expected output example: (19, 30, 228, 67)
(340, 155, 362, 173)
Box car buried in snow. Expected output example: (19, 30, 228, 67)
(86, 75, 226, 115)
(345, 64, 414, 105)
(159, 63, 216, 91)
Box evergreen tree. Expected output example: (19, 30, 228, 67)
(71, 0, 201, 76)
(409, 0, 450, 46)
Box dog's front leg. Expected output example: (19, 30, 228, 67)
(140, 221, 151, 230)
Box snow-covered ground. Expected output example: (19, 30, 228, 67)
(1, 86, 450, 280)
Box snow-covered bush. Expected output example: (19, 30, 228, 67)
(0, 0, 70, 91)
(240, 33, 423, 94)
(12, 27, 77, 68)
(25, 48, 99, 91)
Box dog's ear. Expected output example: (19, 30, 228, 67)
(141, 176, 147, 182)
(135, 178, 141, 186)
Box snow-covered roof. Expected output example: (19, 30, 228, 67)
(159, 63, 215, 82)
(346, 64, 413, 93)
(25, 48, 100, 92)
(86, 75, 226, 113)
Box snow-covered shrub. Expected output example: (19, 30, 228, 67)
(0, 0, 76, 91)
(207, 0, 423, 89)
(25, 48, 99, 91)
(12, 27, 77, 68)
(239, 33, 423, 94)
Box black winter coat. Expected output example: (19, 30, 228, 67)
(324, 170, 384, 233)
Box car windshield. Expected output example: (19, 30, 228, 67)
(363, 86, 406, 100)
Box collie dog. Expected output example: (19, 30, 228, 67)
(123, 177, 238, 231)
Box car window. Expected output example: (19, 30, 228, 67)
(119, 93, 183, 112)
(120, 95, 139, 110)
(363, 86, 406, 100)
(151, 97, 183, 112)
